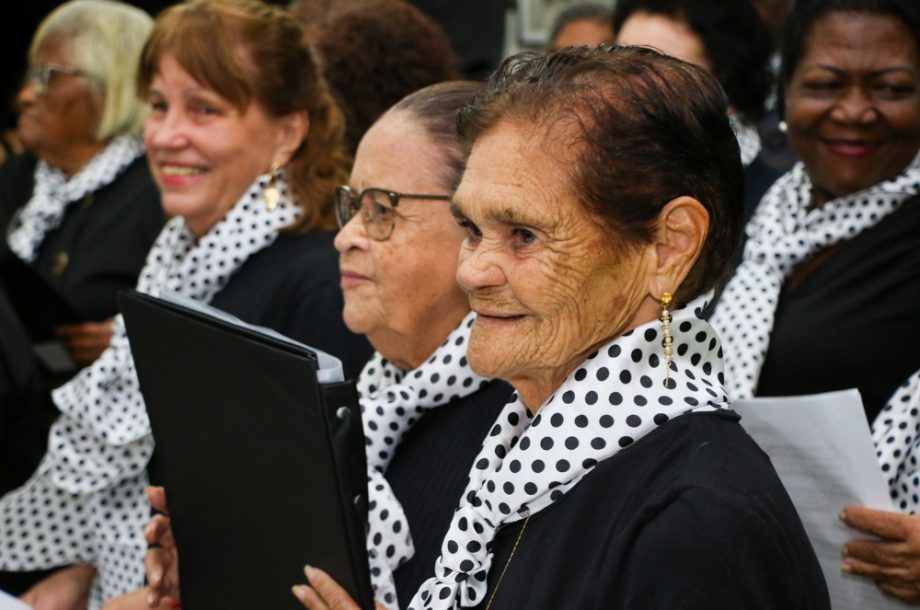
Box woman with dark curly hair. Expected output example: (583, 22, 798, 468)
(289, 0, 460, 154)
(613, 0, 779, 214)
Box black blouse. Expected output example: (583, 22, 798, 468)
(476, 411, 829, 610)
(756, 197, 920, 424)
(387, 380, 514, 605)
(0, 151, 164, 336)
(209, 230, 372, 381)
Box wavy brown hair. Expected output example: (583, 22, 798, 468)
(138, 0, 350, 232)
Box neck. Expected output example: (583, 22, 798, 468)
(44, 138, 110, 178)
(371, 307, 470, 371)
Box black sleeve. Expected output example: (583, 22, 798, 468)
(613, 487, 828, 610)
(278, 274, 372, 383)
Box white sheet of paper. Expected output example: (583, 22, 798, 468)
(735, 389, 912, 610)
(0, 590, 31, 610)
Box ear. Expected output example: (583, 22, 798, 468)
(271, 109, 310, 167)
(646, 196, 709, 298)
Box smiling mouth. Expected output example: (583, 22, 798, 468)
(160, 164, 206, 176)
(474, 310, 527, 323)
(822, 139, 881, 158)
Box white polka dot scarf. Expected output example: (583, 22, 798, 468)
(408, 295, 728, 610)
(0, 175, 298, 609)
(711, 151, 920, 401)
(730, 114, 761, 168)
(6, 136, 145, 262)
(358, 312, 489, 609)
(872, 370, 920, 514)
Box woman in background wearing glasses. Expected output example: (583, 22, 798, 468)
(0, 0, 164, 373)
(141, 80, 517, 610)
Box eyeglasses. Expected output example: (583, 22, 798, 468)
(334, 185, 452, 241)
(26, 63, 89, 95)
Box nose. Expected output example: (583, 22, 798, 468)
(456, 239, 505, 294)
(16, 78, 37, 110)
(830, 86, 878, 126)
(333, 213, 370, 254)
(144, 109, 189, 150)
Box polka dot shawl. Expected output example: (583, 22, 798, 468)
(0, 175, 299, 609)
(872, 371, 920, 514)
(711, 151, 920, 401)
(730, 115, 761, 168)
(358, 312, 489, 609)
(407, 295, 729, 610)
(7, 136, 145, 262)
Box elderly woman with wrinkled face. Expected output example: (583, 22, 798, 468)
(297, 45, 830, 610)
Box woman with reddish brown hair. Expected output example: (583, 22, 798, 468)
(0, 1, 369, 608)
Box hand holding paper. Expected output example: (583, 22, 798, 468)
(841, 506, 920, 604)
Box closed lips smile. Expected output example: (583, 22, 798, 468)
(340, 269, 369, 285)
(822, 139, 881, 157)
(474, 310, 526, 322)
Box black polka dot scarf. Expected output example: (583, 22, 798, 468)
(7, 136, 144, 262)
(872, 372, 920, 513)
(0, 175, 299, 608)
(358, 312, 489, 608)
(711, 152, 920, 401)
(407, 295, 728, 610)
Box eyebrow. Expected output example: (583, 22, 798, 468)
(452, 198, 548, 229)
(806, 64, 917, 77)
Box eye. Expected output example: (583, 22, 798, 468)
(874, 82, 917, 99)
(188, 98, 220, 117)
(512, 227, 537, 244)
(456, 218, 482, 243)
(147, 96, 167, 115)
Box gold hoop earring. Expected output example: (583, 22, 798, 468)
(660, 292, 674, 388)
(263, 163, 281, 211)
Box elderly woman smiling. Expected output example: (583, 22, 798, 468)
(299, 45, 829, 610)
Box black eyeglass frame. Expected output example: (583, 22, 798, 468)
(334, 185, 452, 241)
(26, 63, 90, 95)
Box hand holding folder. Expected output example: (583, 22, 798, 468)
(120, 290, 374, 610)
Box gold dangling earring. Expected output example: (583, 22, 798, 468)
(660, 292, 673, 389)
(262, 163, 281, 211)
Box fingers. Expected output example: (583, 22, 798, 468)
(878, 581, 920, 603)
(144, 514, 175, 548)
(844, 538, 912, 568)
(292, 566, 360, 610)
(841, 506, 911, 540)
(147, 486, 169, 515)
(292, 584, 330, 610)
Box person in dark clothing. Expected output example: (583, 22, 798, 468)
(612, 0, 780, 217)
(289, 0, 461, 155)
(711, 0, 920, 604)
(1, 1, 368, 607)
(293, 46, 829, 610)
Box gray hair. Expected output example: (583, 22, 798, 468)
(30, 0, 153, 140)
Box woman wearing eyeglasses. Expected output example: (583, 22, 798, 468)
(0, 0, 164, 373)
(0, 1, 370, 608)
(140, 81, 519, 610)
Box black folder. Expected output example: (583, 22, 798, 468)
(119, 290, 374, 610)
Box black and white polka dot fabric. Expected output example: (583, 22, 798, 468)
(7, 136, 144, 262)
(730, 115, 761, 168)
(358, 312, 488, 609)
(407, 295, 728, 610)
(872, 371, 920, 514)
(711, 152, 920, 401)
(0, 175, 299, 609)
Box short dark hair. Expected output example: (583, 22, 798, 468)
(458, 46, 744, 304)
(390, 81, 486, 194)
(780, 0, 920, 85)
(549, 4, 614, 46)
(612, 0, 773, 122)
(290, 0, 461, 154)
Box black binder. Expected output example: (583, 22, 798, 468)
(119, 290, 374, 610)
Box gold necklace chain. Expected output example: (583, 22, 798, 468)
(484, 516, 531, 610)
